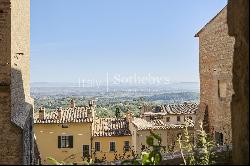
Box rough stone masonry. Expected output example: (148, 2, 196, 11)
(195, 6, 235, 145)
(0, 0, 35, 164)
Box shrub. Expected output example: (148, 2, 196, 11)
(177, 121, 216, 165)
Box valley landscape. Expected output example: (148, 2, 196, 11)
(31, 82, 200, 117)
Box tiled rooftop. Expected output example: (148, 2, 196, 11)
(132, 118, 194, 131)
(34, 107, 93, 124)
(143, 102, 198, 116)
(92, 118, 131, 137)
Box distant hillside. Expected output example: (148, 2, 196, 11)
(31, 81, 200, 94)
(31, 82, 79, 87)
(144, 92, 199, 103)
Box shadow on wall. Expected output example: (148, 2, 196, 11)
(10, 68, 32, 128)
(12, 68, 38, 165)
(227, 0, 249, 165)
(0, 68, 36, 165)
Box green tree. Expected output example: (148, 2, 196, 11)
(115, 107, 121, 118)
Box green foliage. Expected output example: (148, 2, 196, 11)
(122, 130, 165, 165)
(46, 157, 93, 165)
(177, 122, 216, 165)
(115, 107, 121, 118)
(33, 92, 199, 118)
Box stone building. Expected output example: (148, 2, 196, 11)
(141, 102, 198, 124)
(130, 116, 194, 155)
(131, 102, 198, 155)
(227, 0, 249, 164)
(195, 6, 235, 145)
(0, 0, 35, 164)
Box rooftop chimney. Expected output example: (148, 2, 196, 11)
(87, 108, 92, 119)
(70, 99, 75, 108)
(39, 107, 45, 120)
(89, 100, 96, 109)
(57, 107, 62, 120)
(125, 111, 133, 123)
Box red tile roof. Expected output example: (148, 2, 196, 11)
(132, 118, 194, 131)
(92, 118, 131, 137)
(143, 102, 198, 116)
(34, 107, 93, 124)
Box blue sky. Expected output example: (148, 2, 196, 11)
(31, 0, 227, 83)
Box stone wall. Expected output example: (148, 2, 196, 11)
(195, 7, 235, 145)
(0, 0, 35, 164)
(227, 0, 249, 164)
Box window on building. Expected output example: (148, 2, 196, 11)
(58, 136, 73, 148)
(62, 124, 68, 128)
(166, 117, 170, 122)
(189, 116, 192, 120)
(177, 116, 181, 122)
(95, 142, 101, 152)
(155, 106, 161, 113)
(82, 145, 90, 157)
(141, 145, 146, 151)
(218, 80, 227, 99)
(215, 132, 224, 145)
(124, 141, 130, 152)
(110, 142, 116, 152)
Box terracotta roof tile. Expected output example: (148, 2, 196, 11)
(132, 118, 194, 131)
(93, 118, 131, 137)
(34, 107, 93, 124)
(143, 102, 198, 116)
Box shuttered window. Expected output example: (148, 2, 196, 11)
(177, 116, 181, 122)
(83, 145, 90, 157)
(58, 136, 73, 148)
(166, 117, 170, 122)
(110, 142, 116, 152)
(95, 142, 100, 152)
(124, 141, 130, 152)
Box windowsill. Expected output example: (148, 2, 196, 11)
(60, 147, 73, 152)
(219, 97, 227, 101)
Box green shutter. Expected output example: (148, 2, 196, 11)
(69, 136, 73, 148)
(58, 136, 61, 148)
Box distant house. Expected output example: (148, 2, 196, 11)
(33, 100, 94, 165)
(141, 102, 198, 125)
(34, 101, 197, 164)
(92, 117, 132, 162)
(132, 102, 198, 154)
(195, 6, 235, 145)
(131, 116, 194, 154)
